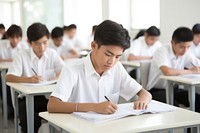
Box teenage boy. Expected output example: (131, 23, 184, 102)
(6, 23, 64, 133)
(188, 23, 200, 58)
(49, 27, 78, 60)
(47, 20, 152, 114)
(146, 27, 200, 112)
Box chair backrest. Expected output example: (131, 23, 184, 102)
(140, 61, 151, 89)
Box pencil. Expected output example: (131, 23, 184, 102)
(31, 68, 38, 76)
(104, 96, 110, 101)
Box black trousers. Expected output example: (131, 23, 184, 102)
(18, 95, 48, 133)
(149, 86, 200, 113)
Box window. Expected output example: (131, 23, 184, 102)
(131, 0, 160, 29)
(63, 0, 102, 47)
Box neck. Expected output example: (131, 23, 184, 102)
(90, 53, 104, 76)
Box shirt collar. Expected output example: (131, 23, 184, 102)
(30, 48, 48, 61)
(84, 53, 112, 78)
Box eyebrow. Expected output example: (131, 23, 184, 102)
(106, 50, 122, 56)
(35, 39, 48, 44)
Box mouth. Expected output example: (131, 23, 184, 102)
(105, 65, 112, 69)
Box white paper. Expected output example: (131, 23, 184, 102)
(20, 80, 57, 86)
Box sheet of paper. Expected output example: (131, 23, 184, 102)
(20, 80, 57, 86)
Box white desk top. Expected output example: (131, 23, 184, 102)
(160, 75, 200, 85)
(0, 62, 11, 69)
(6, 82, 55, 95)
(120, 60, 140, 67)
(39, 107, 200, 133)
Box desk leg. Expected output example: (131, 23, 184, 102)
(169, 129, 174, 133)
(26, 95, 34, 133)
(14, 90, 19, 133)
(1, 70, 8, 128)
(188, 85, 195, 111)
(166, 81, 174, 105)
(136, 67, 140, 83)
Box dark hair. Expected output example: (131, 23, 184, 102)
(172, 27, 193, 43)
(192, 23, 200, 34)
(134, 29, 146, 40)
(63, 24, 77, 31)
(27, 22, 49, 42)
(92, 25, 97, 32)
(146, 26, 160, 36)
(0, 24, 5, 29)
(94, 20, 130, 50)
(6, 24, 22, 38)
(51, 27, 64, 39)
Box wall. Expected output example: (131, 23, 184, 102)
(160, 0, 200, 43)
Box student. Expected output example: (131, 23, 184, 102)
(133, 29, 146, 40)
(0, 23, 6, 39)
(49, 27, 79, 60)
(127, 26, 161, 78)
(0, 24, 25, 62)
(63, 24, 83, 51)
(188, 23, 200, 58)
(146, 27, 200, 112)
(87, 25, 97, 49)
(128, 26, 161, 61)
(6, 23, 64, 133)
(47, 20, 152, 114)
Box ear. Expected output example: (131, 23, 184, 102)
(91, 41, 97, 50)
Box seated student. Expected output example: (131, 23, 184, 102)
(133, 29, 146, 40)
(146, 27, 200, 112)
(0, 23, 6, 39)
(188, 23, 200, 58)
(128, 26, 161, 61)
(47, 20, 152, 114)
(49, 27, 79, 60)
(127, 26, 162, 78)
(6, 23, 64, 133)
(63, 24, 84, 51)
(0, 24, 26, 62)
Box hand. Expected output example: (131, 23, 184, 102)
(191, 66, 200, 74)
(134, 100, 148, 110)
(29, 75, 43, 83)
(93, 101, 117, 114)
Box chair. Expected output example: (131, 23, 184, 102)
(140, 61, 151, 89)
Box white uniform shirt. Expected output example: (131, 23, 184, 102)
(63, 35, 84, 51)
(146, 44, 200, 90)
(51, 54, 142, 104)
(48, 39, 72, 57)
(7, 48, 65, 80)
(0, 40, 26, 59)
(129, 36, 161, 57)
(188, 43, 200, 58)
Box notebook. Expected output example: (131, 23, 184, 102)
(72, 100, 176, 123)
(20, 80, 57, 86)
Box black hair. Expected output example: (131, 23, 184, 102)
(94, 20, 130, 50)
(172, 27, 193, 43)
(0, 24, 5, 29)
(6, 24, 22, 38)
(146, 26, 160, 36)
(63, 24, 77, 31)
(27, 22, 49, 42)
(51, 27, 64, 39)
(134, 29, 146, 40)
(92, 25, 98, 32)
(192, 23, 200, 35)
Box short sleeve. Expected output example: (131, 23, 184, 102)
(7, 54, 23, 76)
(129, 40, 140, 56)
(51, 50, 65, 73)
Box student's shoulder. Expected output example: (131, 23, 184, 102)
(64, 58, 84, 70)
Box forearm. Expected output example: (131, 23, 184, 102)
(161, 67, 193, 76)
(47, 97, 96, 113)
(0, 59, 13, 62)
(6, 74, 31, 83)
(128, 54, 152, 61)
(137, 88, 152, 102)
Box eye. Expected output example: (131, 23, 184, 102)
(105, 53, 112, 56)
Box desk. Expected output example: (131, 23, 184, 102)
(160, 75, 200, 111)
(6, 82, 56, 133)
(120, 60, 140, 82)
(0, 62, 11, 128)
(39, 105, 200, 133)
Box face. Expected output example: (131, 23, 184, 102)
(8, 36, 22, 48)
(193, 34, 200, 45)
(145, 34, 159, 46)
(53, 37, 63, 47)
(171, 40, 192, 56)
(91, 41, 123, 75)
(30, 36, 48, 58)
(67, 29, 77, 39)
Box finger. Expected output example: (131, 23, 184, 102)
(109, 106, 117, 113)
(111, 103, 118, 110)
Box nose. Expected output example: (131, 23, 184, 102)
(107, 56, 115, 65)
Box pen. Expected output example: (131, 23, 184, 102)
(31, 68, 38, 76)
(104, 96, 110, 101)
